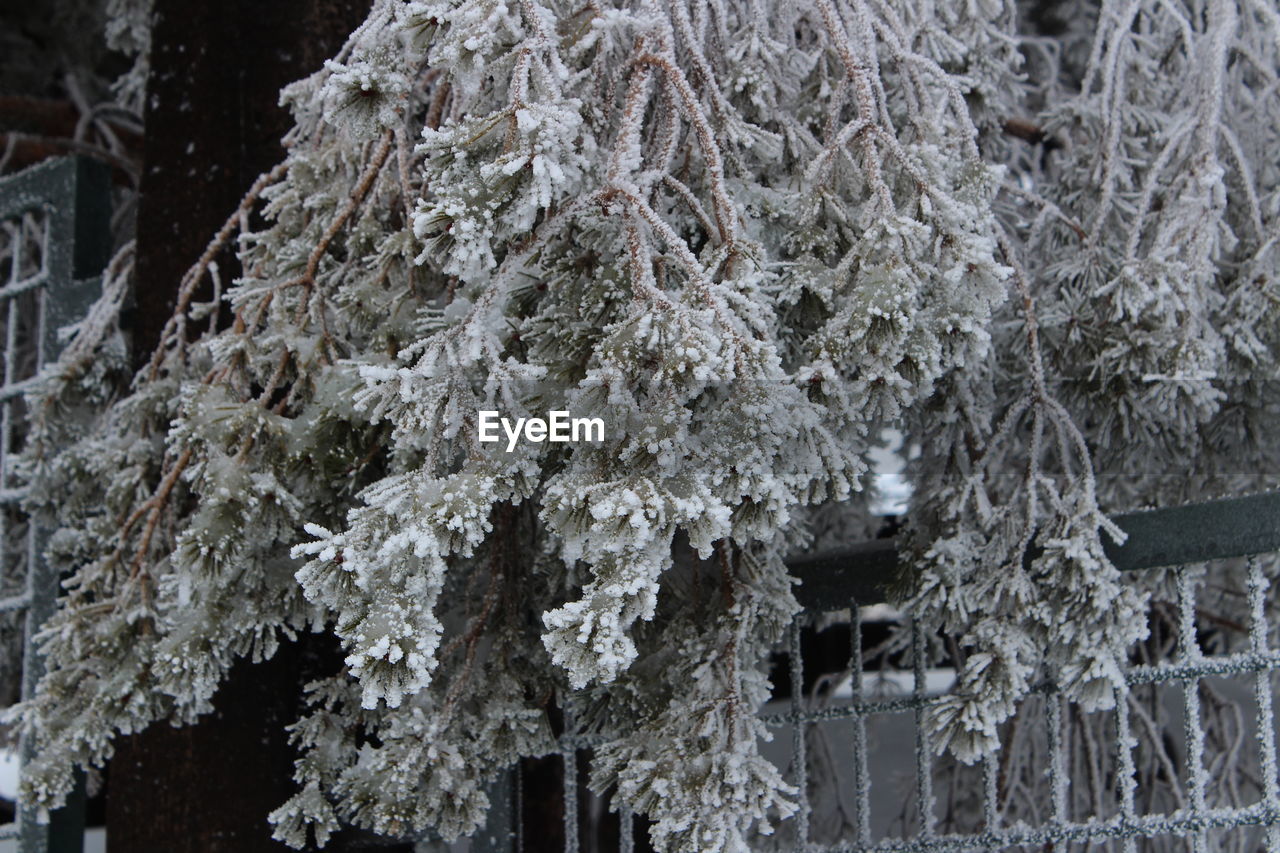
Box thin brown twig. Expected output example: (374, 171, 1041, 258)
(289, 131, 394, 326)
(148, 161, 290, 381)
(439, 540, 506, 721)
(633, 52, 739, 250)
(116, 445, 196, 621)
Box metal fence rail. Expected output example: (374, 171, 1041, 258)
(787, 490, 1280, 610)
(0, 157, 110, 853)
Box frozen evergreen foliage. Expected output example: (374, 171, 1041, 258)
(102, 0, 153, 112)
(7, 0, 1279, 848)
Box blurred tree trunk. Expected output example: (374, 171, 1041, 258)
(108, 2, 382, 852)
(129, 0, 369, 363)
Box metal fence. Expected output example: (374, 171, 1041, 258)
(0, 156, 110, 853)
(523, 491, 1280, 853)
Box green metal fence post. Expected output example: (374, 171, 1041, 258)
(0, 156, 111, 853)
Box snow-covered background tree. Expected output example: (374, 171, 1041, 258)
(3, 0, 1277, 849)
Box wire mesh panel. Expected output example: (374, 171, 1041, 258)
(770, 554, 1280, 852)
(0, 206, 50, 714)
(519, 493, 1280, 853)
(0, 157, 110, 853)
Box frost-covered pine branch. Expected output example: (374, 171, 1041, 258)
(8, 0, 1279, 849)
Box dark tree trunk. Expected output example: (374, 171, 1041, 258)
(108, 646, 320, 853)
(129, 0, 370, 369)
(110, 2, 378, 852)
